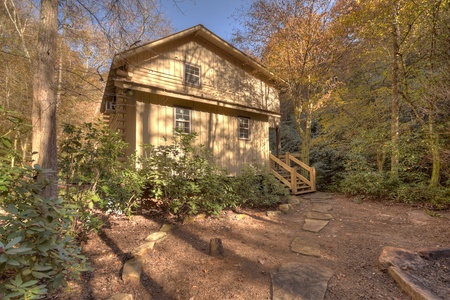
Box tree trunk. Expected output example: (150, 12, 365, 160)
(32, 0, 59, 198)
(429, 129, 440, 188)
(390, 0, 401, 181)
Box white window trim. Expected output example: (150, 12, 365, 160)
(184, 63, 201, 87)
(238, 117, 250, 140)
(174, 107, 192, 134)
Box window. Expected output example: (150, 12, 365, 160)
(174, 107, 191, 133)
(239, 117, 250, 140)
(185, 63, 201, 87)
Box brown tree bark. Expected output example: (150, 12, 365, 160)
(390, 0, 401, 180)
(32, 0, 59, 198)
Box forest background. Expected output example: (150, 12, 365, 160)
(0, 0, 449, 298)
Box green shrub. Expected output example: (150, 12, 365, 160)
(59, 121, 143, 222)
(393, 184, 450, 209)
(137, 131, 237, 216)
(0, 108, 89, 299)
(233, 163, 289, 208)
(339, 152, 398, 198)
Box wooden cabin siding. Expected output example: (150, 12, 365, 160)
(123, 40, 279, 115)
(131, 91, 268, 175)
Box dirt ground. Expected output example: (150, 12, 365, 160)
(54, 193, 450, 300)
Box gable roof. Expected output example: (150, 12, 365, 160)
(101, 25, 283, 113)
(113, 24, 276, 80)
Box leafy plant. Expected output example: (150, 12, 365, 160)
(233, 163, 289, 208)
(59, 121, 143, 225)
(0, 108, 90, 299)
(137, 131, 237, 216)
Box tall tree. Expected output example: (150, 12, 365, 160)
(390, 0, 401, 180)
(32, 0, 59, 198)
(233, 0, 345, 165)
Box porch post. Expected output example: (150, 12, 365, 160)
(276, 125, 280, 158)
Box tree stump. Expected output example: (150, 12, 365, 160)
(209, 238, 224, 257)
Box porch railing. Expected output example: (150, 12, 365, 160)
(269, 152, 316, 194)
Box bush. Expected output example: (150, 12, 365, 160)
(338, 152, 398, 199)
(0, 108, 89, 299)
(233, 163, 289, 208)
(59, 121, 144, 224)
(137, 132, 237, 216)
(393, 184, 450, 209)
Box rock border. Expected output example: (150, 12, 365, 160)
(378, 246, 450, 300)
(107, 224, 174, 300)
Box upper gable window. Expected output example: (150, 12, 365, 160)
(185, 63, 201, 87)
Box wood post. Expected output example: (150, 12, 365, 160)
(276, 125, 280, 158)
(310, 167, 316, 191)
(209, 238, 224, 257)
(290, 166, 297, 194)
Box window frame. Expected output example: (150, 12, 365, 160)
(174, 107, 192, 134)
(238, 117, 250, 140)
(184, 63, 201, 87)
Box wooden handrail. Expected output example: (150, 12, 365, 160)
(269, 152, 316, 194)
(287, 153, 313, 173)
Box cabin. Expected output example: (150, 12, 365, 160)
(101, 25, 315, 194)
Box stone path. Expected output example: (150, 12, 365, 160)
(107, 193, 336, 300)
(271, 192, 335, 300)
(107, 225, 174, 300)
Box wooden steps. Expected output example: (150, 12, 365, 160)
(270, 153, 316, 195)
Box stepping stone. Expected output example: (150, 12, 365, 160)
(271, 263, 333, 300)
(289, 197, 301, 205)
(107, 294, 133, 300)
(183, 213, 206, 224)
(306, 212, 333, 220)
(145, 231, 167, 242)
(160, 224, 174, 232)
(303, 219, 329, 233)
(266, 211, 282, 218)
(291, 237, 321, 257)
(122, 258, 142, 285)
(279, 203, 295, 214)
(309, 199, 330, 204)
(311, 204, 333, 213)
(131, 241, 155, 258)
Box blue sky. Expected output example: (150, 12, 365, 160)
(162, 0, 246, 42)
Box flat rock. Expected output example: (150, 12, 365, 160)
(232, 213, 249, 221)
(122, 258, 142, 285)
(378, 246, 426, 271)
(183, 213, 206, 224)
(388, 266, 442, 300)
(303, 219, 329, 233)
(145, 231, 167, 242)
(131, 241, 155, 258)
(306, 212, 333, 220)
(266, 211, 282, 218)
(291, 237, 321, 257)
(288, 197, 301, 205)
(417, 247, 450, 259)
(271, 263, 333, 300)
(309, 199, 330, 204)
(311, 204, 333, 213)
(159, 224, 174, 232)
(279, 203, 294, 214)
(107, 294, 134, 300)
